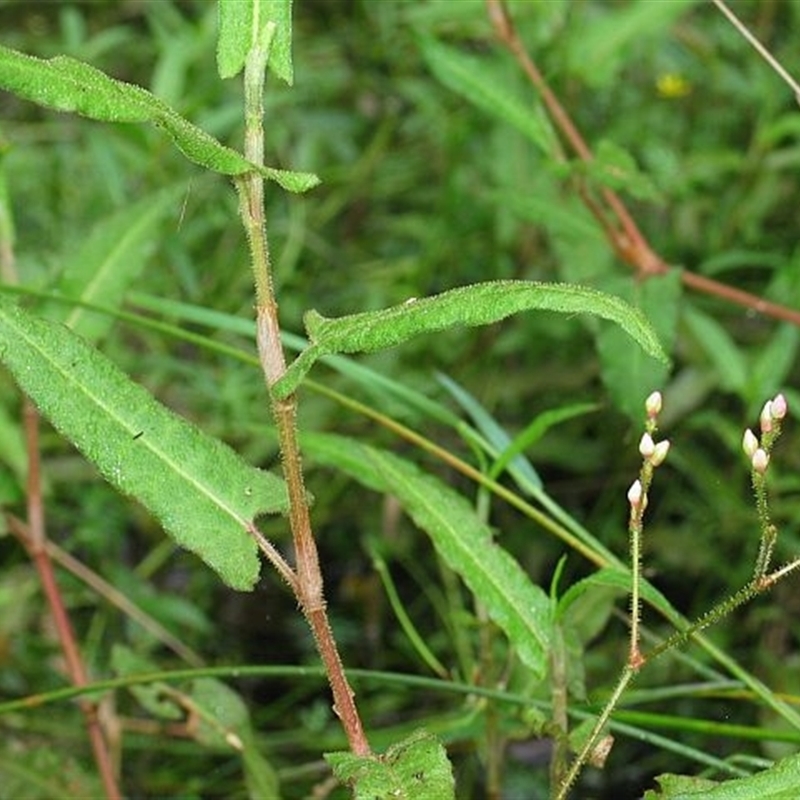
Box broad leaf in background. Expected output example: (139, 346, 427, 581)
(0, 44, 316, 192)
(218, 0, 293, 85)
(304, 432, 552, 677)
(682, 305, 748, 394)
(39, 185, 183, 342)
(0, 298, 287, 590)
(748, 324, 798, 413)
(326, 729, 454, 800)
(419, 37, 558, 158)
(275, 280, 668, 398)
(565, 0, 699, 88)
(645, 752, 800, 799)
(596, 270, 681, 421)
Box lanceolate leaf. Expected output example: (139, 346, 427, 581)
(275, 280, 668, 398)
(0, 44, 317, 192)
(0, 298, 287, 590)
(304, 432, 552, 677)
(420, 37, 557, 157)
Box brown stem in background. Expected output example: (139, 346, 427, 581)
(21, 401, 121, 800)
(6, 516, 203, 667)
(486, 0, 800, 327)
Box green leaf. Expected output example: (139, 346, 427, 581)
(748, 324, 798, 409)
(263, 0, 294, 85)
(0, 44, 316, 191)
(111, 645, 183, 720)
(646, 753, 800, 799)
(0, 298, 287, 590)
(597, 271, 681, 420)
(217, 0, 255, 79)
(218, 0, 293, 85)
(682, 305, 748, 393)
(326, 729, 455, 800)
(436, 371, 543, 491)
(583, 139, 662, 202)
(420, 37, 557, 156)
(567, 0, 699, 88)
(304, 432, 552, 677)
(489, 402, 598, 485)
(275, 280, 668, 398)
(40, 185, 183, 342)
(558, 566, 675, 622)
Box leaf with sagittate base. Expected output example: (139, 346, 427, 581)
(275, 280, 668, 398)
(0, 44, 317, 192)
(0, 298, 287, 590)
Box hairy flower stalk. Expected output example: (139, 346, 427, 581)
(629, 391, 669, 669)
(749, 394, 788, 582)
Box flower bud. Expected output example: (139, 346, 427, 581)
(651, 439, 670, 467)
(742, 428, 759, 458)
(752, 448, 770, 474)
(772, 393, 788, 420)
(639, 433, 655, 458)
(645, 391, 663, 419)
(627, 479, 643, 508)
(760, 400, 774, 433)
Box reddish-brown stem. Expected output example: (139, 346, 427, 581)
(7, 514, 203, 666)
(486, 0, 800, 326)
(22, 401, 121, 800)
(237, 37, 370, 758)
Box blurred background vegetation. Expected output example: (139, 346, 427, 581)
(1, 0, 800, 797)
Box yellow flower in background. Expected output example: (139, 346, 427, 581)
(656, 72, 691, 98)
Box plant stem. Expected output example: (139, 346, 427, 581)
(554, 666, 636, 800)
(237, 26, 370, 757)
(22, 401, 121, 800)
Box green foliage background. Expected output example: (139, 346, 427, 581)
(1, 1, 800, 797)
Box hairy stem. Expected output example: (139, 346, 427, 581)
(237, 26, 370, 757)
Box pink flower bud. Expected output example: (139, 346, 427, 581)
(772, 393, 788, 420)
(760, 400, 774, 433)
(627, 479, 643, 508)
(752, 448, 770, 474)
(742, 429, 759, 458)
(645, 391, 662, 418)
(651, 439, 670, 467)
(639, 433, 655, 458)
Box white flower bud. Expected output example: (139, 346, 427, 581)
(752, 448, 770, 474)
(742, 428, 759, 458)
(639, 433, 655, 458)
(627, 479, 643, 508)
(651, 439, 670, 467)
(645, 391, 663, 418)
(760, 400, 774, 433)
(772, 393, 788, 420)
